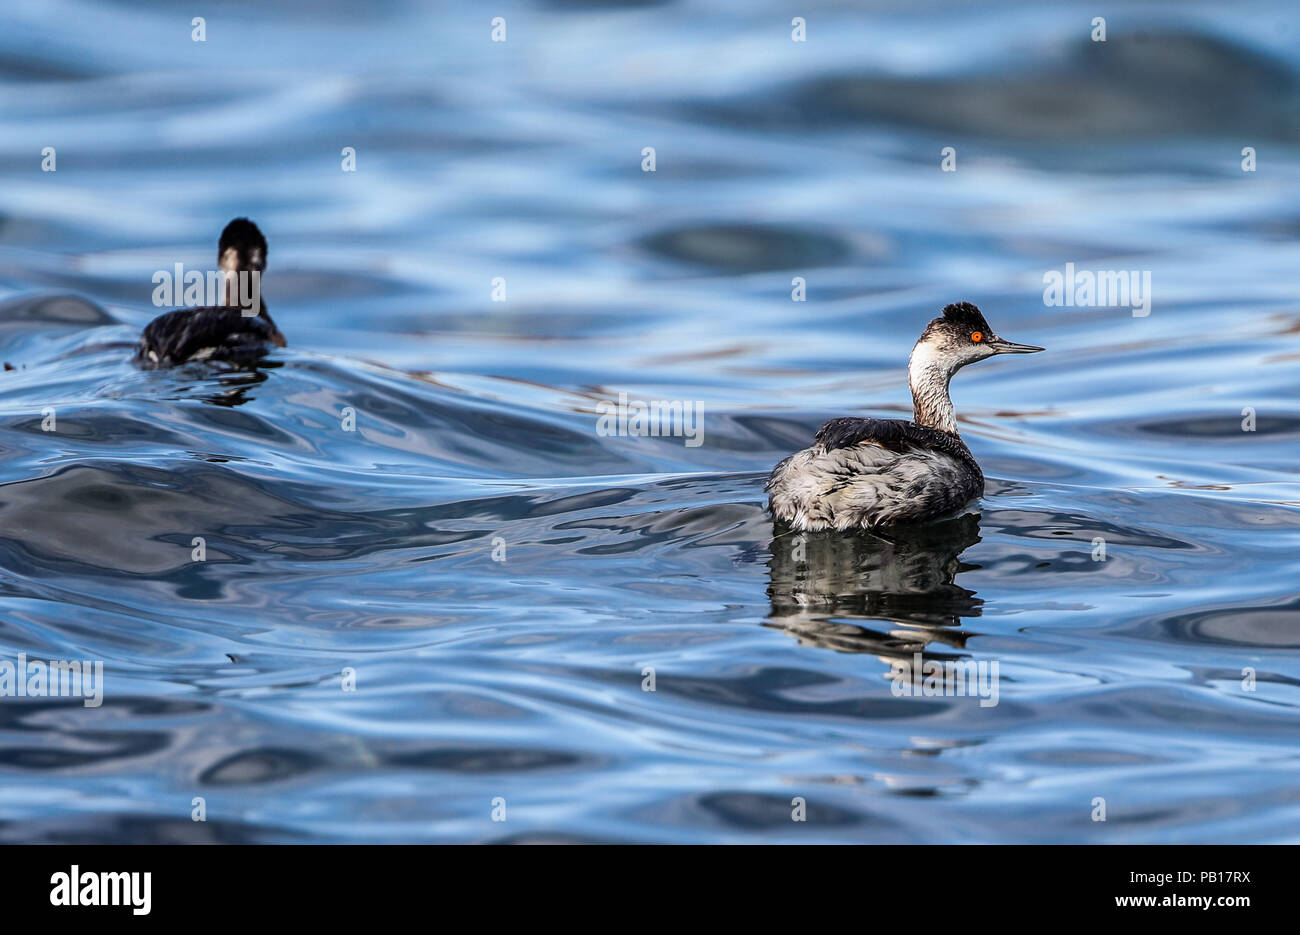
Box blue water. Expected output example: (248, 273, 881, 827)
(1, 0, 1299, 843)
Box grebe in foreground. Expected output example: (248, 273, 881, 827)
(134, 218, 285, 369)
(767, 302, 1042, 531)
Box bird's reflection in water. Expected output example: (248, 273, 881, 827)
(766, 512, 983, 659)
(165, 363, 276, 407)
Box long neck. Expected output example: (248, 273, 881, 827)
(908, 343, 958, 434)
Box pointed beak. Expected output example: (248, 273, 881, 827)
(987, 336, 1044, 355)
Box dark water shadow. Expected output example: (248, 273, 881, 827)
(765, 513, 984, 657)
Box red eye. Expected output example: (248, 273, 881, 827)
(971, 331, 983, 343)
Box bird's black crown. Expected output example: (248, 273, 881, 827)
(218, 218, 267, 263)
(940, 301, 990, 332)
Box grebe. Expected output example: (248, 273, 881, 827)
(134, 218, 285, 369)
(766, 302, 1042, 530)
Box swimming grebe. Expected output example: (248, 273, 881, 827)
(134, 218, 285, 369)
(766, 302, 1042, 530)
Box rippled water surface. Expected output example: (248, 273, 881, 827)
(1, 0, 1299, 843)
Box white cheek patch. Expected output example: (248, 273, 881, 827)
(219, 247, 240, 273)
